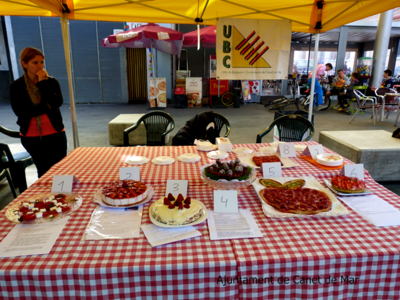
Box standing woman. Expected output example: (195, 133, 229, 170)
(10, 47, 67, 178)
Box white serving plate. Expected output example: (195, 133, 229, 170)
(152, 156, 175, 165)
(197, 145, 217, 152)
(178, 153, 201, 163)
(207, 150, 229, 159)
(149, 201, 208, 227)
(323, 179, 372, 196)
(232, 147, 253, 155)
(316, 153, 343, 167)
(93, 187, 155, 208)
(125, 156, 149, 165)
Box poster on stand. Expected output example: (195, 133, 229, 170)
(241, 80, 261, 103)
(186, 77, 202, 107)
(216, 19, 291, 80)
(149, 77, 167, 107)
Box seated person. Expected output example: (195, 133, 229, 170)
(172, 111, 219, 146)
(366, 69, 394, 96)
(325, 69, 350, 104)
(337, 72, 359, 111)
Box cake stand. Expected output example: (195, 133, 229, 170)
(200, 164, 257, 191)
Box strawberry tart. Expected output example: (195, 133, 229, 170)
(151, 193, 203, 225)
(101, 180, 149, 206)
(331, 175, 366, 193)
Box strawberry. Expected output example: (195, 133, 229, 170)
(174, 199, 182, 207)
(163, 197, 170, 205)
(168, 203, 175, 209)
(184, 197, 191, 204)
(184, 204, 190, 209)
(179, 205, 184, 210)
(167, 193, 175, 202)
(177, 194, 184, 201)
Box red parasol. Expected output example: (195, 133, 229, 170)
(102, 23, 184, 57)
(183, 26, 216, 48)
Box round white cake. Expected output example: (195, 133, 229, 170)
(151, 194, 203, 225)
(101, 180, 149, 207)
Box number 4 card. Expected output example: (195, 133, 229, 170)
(214, 190, 238, 213)
(302, 144, 324, 160)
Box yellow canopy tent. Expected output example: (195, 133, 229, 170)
(2, 0, 400, 144)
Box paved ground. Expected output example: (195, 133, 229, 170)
(1, 95, 399, 209)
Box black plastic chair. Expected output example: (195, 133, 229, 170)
(0, 163, 17, 198)
(123, 111, 175, 146)
(213, 112, 231, 138)
(0, 125, 34, 193)
(256, 115, 314, 143)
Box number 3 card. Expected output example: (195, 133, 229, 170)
(166, 180, 188, 197)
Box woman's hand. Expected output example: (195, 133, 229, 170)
(36, 69, 48, 82)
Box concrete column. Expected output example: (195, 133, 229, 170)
(336, 26, 348, 72)
(371, 10, 394, 88)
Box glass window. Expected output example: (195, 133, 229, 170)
(293, 51, 337, 76)
(395, 45, 400, 77)
(344, 52, 356, 75)
(363, 50, 391, 69)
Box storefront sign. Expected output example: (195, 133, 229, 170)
(186, 77, 202, 107)
(216, 19, 291, 80)
(149, 77, 167, 107)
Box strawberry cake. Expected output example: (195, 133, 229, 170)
(101, 180, 149, 206)
(151, 193, 203, 225)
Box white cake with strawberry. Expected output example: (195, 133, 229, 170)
(151, 193, 203, 225)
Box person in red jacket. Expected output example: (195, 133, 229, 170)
(10, 47, 67, 177)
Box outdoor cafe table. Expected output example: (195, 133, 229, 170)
(1, 142, 400, 299)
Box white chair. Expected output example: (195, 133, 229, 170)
(350, 90, 378, 126)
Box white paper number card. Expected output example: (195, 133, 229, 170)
(51, 175, 79, 193)
(302, 144, 324, 160)
(340, 164, 364, 181)
(119, 167, 140, 181)
(262, 162, 282, 178)
(166, 180, 188, 197)
(214, 190, 238, 213)
(277, 143, 296, 158)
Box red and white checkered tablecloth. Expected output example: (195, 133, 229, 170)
(0, 185, 238, 299)
(31, 142, 365, 188)
(2, 143, 399, 299)
(231, 176, 400, 299)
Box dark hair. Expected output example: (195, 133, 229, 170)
(384, 69, 392, 76)
(337, 69, 343, 73)
(20, 47, 45, 73)
(351, 72, 359, 79)
(325, 63, 333, 70)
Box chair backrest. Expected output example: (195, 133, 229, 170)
(213, 112, 231, 138)
(258, 115, 314, 143)
(124, 111, 175, 146)
(0, 125, 20, 138)
(353, 89, 364, 107)
(375, 87, 395, 103)
(140, 111, 175, 146)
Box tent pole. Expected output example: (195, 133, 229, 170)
(151, 40, 158, 107)
(60, 13, 80, 148)
(308, 30, 320, 122)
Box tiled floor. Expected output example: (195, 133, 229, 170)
(1, 93, 399, 210)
